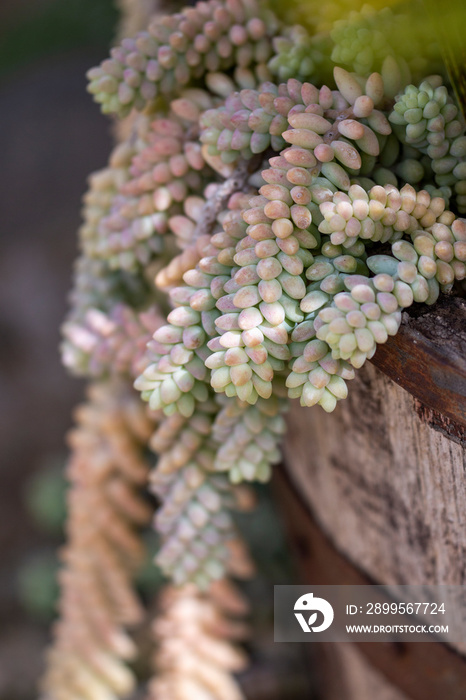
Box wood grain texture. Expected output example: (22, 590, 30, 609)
(318, 644, 408, 700)
(282, 362, 466, 589)
(280, 293, 466, 700)
(282, 360, 466, 698)
(274, 466, 466, 700)
(370, 297, 466, 428)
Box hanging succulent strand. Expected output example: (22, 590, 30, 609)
(146, 533, 254, 700)
(146, 581, 249, 700)
(40, 381, 156, 700)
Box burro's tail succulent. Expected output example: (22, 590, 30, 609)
(42, 0, 466, 696)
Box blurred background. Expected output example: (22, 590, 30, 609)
(0, 2, 315, 697)
(0, 1, 117, 695)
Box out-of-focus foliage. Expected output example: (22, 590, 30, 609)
(25, 462, 67, 535)
(0, 0, 118, 78)
(18, 552, 59, 621)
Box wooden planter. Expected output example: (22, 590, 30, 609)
(277, 296, 466, 700)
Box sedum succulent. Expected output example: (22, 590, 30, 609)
(62, 303, 163, 378)
(389, 76, 466, 212)
(84, 97, 214, 272)
(147, 568, 252, 700)
(134, 191, 253, 416)
(40, 382, 155, 700)
(87, 0, 280, 116)
(212, 390, 287, 482)
(330, 4, 440, 86)
(268, 25, 332, 83)
(318, 183, 466, 291)
(200, 69, 391, 169)
(314, 273, 403, 368)
(44, 0, 466, 697)
(149, 397, 240, 588)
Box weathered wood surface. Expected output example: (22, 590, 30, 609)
(283, 361, 466, 588)
(281, 299, 466, 699)
(371, 296, 466, 429)
(275, 467, 466, 700)
(318, 644, 408, 700)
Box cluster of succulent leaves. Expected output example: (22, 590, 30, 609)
(64, 0, 466, 589)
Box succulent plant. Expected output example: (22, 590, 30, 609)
(149, 397, 240, 587)
(87, 0, 280, 116)
(389, 76, 466, 211)
(330, 4, 440, 86)
(39, 382, 155, 700)
(42, 0, 466, 697)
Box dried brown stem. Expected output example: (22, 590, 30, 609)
(192, 154, 264, 242)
